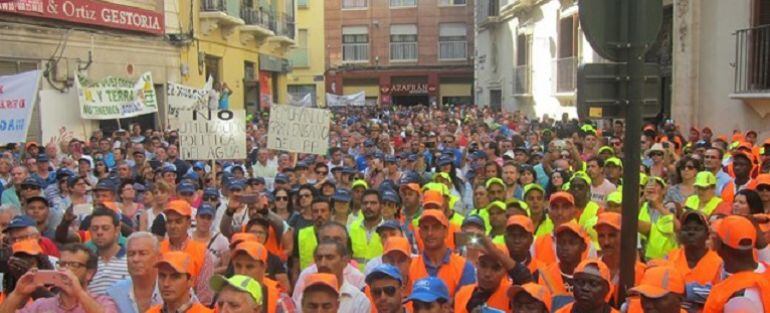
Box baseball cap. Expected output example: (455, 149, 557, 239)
(182, 172, 200, 182)
(230, 232, 259, 248)
(506, 215, 535, 234)
(196, 204, 215, 217)
(26, 196, 49, 207)
(332, 188, 352, 203)
(487, 201, 507, 214)
(210, 275, 263, 305)
(351, 179, 369, 190)
(485, 177, 505, 190)
(4, 215, 36, 232)
(274, 173, 289, 184)
(594, 212, 622, 231)
(376, 220, 402, 233)
(569, 171, 593, 186)
(716, 215, 756, 250)
(405, 277, 449, 303)
(155, 251, 194, 274)
(604, 157, 622, 168)
(93, 180, 115, 192)
(161, 165, 177, 174)
(693, 171, 717, 188)
(21, 177, 43, 189)
(233, 241, 268, 263)
(757, 174, 770, 187)
(193, 161, 206, 170)
(422, 190, 444, 208)
(177, 183, 196, 194)
(365, 263, 403, 285)
(383, 236, 411, 257)
(399, 183, 421, 194)
(522, 183, 545, 198)
(479, 242, 509, 261)
(419, 209, 449, 228)
(574, 258, 611, 285)
(305, 273, 340, 295)
(12, 239, 42, 255)
(549, 191, 575, 206)
(203, 187, 220, 198)
(384, 155, 398, 163)
(508, 283, 552, 312)
(556, 220, 587, 240)
(165, 200, 192, 217)
(381, 189, 400, 204)
(462, 215, 486, 231)
(342, 167, 357, 175)
(597, 146, 614, 155)
(25, 141, 39, 150)
(680, 210, 709, 227)
(606, 191, 622, 205)
(228, 179, 246, 191)
(629, 265, 685, 298)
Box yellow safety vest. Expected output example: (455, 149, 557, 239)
(684, 195, 722, 216)
(297, 226, 318, 270)
(349, 220, 383, 271)
(638, 202, 678, 261)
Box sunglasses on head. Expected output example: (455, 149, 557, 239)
(370, 286, 397, 298)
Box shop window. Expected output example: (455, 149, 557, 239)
(439, 23, 467, 60)
(390, 24, 418, 61)
(342, 26, 369, 63)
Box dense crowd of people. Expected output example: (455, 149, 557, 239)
(0, 105, 769, 313)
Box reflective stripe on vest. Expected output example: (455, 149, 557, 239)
(349, 220, 383, 271)
(297, 226, 317, 270)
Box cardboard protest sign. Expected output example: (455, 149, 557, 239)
(0, 70, 41, 144)
(178, 109, 247, 160)
(76, 72, 158, 120)
(167, 77, 213, 129)
(267, 105, 330, 155)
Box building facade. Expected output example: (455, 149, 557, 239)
(324, 0, 474, 107)
(287, 0, 326, 107)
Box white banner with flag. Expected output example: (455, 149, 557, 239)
(0, 70, 41, 145)
(76, 72, 158, 120)
(167, 77, 213, 129)
(326, 91, 366, 107)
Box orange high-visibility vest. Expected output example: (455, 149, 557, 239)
(160, 238, 207, 281)
(262, 277, 280, 313)
(453, 279, 511, 313)
(408, 250, 468, 295)
(146, 302, 213, 313)
(609, 261, 645, 306)
(702, 271, 770, 313)
(533, 234, 557, 265)
(667, 248, 723, 286)
(538, 262, 569, 297)
(720, 179, 758, 203)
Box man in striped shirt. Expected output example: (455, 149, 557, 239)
(87, 207, 129, 295)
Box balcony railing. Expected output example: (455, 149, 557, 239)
(513, 65, 530, 95)
(554, 56, 577, 93)
(439, 40, 467, 60)
(241, 7, 273, 29)
(343, 43, 369, 62)
(390, 42, 418, 61)
(201, 0, 225, 11)
(734, 24, 770, 93)
(274, 12, 295, 38)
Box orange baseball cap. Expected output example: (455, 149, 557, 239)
(716, 215, 756, 250)
(756, 174, 770, 187)
(680, 210, 709, 227)
(555, 220, 586, 238)
(419, 210, 448, 228)
(305, 273, 340, 295)
(549, 191, 575, 206)
(629, 265, 685, 298)
(422, 190, 444, 207)
(479, 242, 509, 261)
(399, 183, 421, 194)
(506, 215, 534, 234)
(165, 200, 192, 217)
(594, 212, 622, 231)
(12, 239, 42, 255)
(574, 258, 611, 284)
(155, 251, 194, 274)
(234, 241, 268, 263)
(230, 232, 260, 248)
(383, 236, 411, 257)
(508, 283, 553, 311)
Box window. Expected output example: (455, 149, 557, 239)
(342, 0, 367, 9)
(390, 24, 418, 61)
(297, 0, 308, 8)
(514, 33, 531, 95)
(439, 23, 467, 60)
(342, 26, 369, 62)
(390, 0, 416, 7)
(204, 55, 221, 85)
(244, 61, 256, 81)
(288, 84, 317, 106)
(555, 15, 578, 93)
(289, 29, 309, 67)
(438, 0, 466, 5)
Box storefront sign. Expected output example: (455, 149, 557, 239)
(167, 77, 213, 129)
(0, 0, 164, 35)
(390, 83, 428, 95)
(0, 70, 41, 145)
(326, 92, 366, 107)
(267, 105, 330, 155)
(76, 72, 158, 120)
(178, 109, 247, 160)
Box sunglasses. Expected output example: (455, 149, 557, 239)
(684, 165, 697, 170)
(370, 286, 397, 298)
(758, 185, 770, 192)
(21, 185, 40, 190)
(299, 193, 312, 198)
(203, 196, 219, 201)
(650, 152, 664, 157)
(276, 196, 289, 201)
(316, 171, 328, 175)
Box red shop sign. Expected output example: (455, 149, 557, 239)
(0, 0, 164, 35)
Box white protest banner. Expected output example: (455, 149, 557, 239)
(326, 91, 366, 107)
(76, 72, 158, 120)
(289, 93, 313, 107)
(40, 88, 87, 144)
(0, 70, 41, 145)
(267, 105, 330, 155)
(167, 77, 213, 129)
(178, 109, 247, 160)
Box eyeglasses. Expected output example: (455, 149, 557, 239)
(316, 171, 328, 176)
(612, 142, 622, 146)
(203, 196, 219, 201)
(650, 152, 664, 157)
(276, 196, 289, 201)
(684, 165, 697, 170)
(299, 193, 312, 198)
(370, 286, 397, 298)
(57, 261, 87, 270)
(21, 185, 40, 190)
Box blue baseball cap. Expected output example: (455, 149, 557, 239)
(381, 189, 400, 204)
(36, 155, 49, 163)
(21, 177, 43, 189)
(472, 150, 488, 160)
(365, 264, 403, 285)
(275, 173, 289, 184)
(376, 220, 402, 234)
(161, 165, 177, 174)
(405, 277, 449, 303)
(462, 215, 486, 231)
(177, 183, 196, 194)
(197, 204, 216, 217)
(228, 180, 246, 191)
(400, 171, 422, 185)
(56, 168, 75, 180)
(407, 154, 418, 162)
(332, 188, 352, 203)
(342, 167, 356, 175)
(364, 139, 375, 147)
(203, 187, 219, 198)
(437, 156, 453, 166)
(384, 155, 397, 163)
(193, 161, 206, 170)
(93, 179, 114, 192)
(3, 215, 36, 232)
(182, 171, 199, 182)
(248, 177, 266, 185)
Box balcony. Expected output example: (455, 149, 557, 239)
(240, 7, 274, 42)
(390, 42, 418, 62)
(439, 40, 467, 61)
(513, 65, 531, 96)
(267, 12, 295, 48)
(200, 0, 244, 37)
(553, 56, 577, 95)
(731, 24, 770, 116)
(342, 43, 370, 63)
(477, 0, 500, 28)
